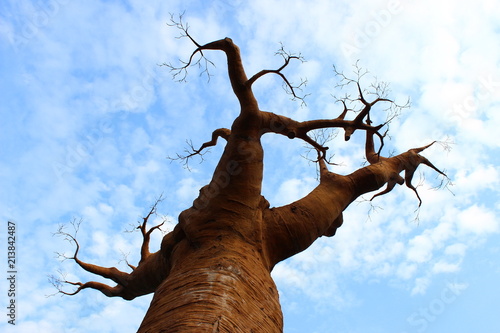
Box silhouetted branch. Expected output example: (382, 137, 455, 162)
(53, 221, 129, 285)
(136, 195, 167, 264)
(168, 128, 231, 170)
(118, 250, 136, 271)
(247, 44, 309, 104)
(48, 271, 119, 297)
(301, 128, 340, 168)
(51, 198, 177, 300)
(162, 13, 216, 82)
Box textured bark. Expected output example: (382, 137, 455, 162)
(140, 237, 282, 332)
(55, 26, 447, 333)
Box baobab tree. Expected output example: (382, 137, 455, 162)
(52, 18, 448, 332)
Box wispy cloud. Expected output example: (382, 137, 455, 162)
(1, 0, 499, 332)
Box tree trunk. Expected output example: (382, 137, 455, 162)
(138, 227, 282, 332)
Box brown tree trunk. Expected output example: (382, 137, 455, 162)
(137, 103, 282, 331)
(138, 236, 282, 332)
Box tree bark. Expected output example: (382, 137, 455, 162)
(138, 236, 282, 332)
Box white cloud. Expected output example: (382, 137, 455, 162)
(432, 260, 461, 274)
(444, 243, 467, 256)
(397, 262, 417, 280)
(457, 205, 499, 235)
(272, 178, 317, 206)
(407, 235, 434, 263)
(2, 0, 500, 332)
(272, 262, 308, 290)
(454, 164, 499, 196)
(411, 277, 431, 295)
(176, 177, 203, 203)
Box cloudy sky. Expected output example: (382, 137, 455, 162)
(1, 0, 499, 332)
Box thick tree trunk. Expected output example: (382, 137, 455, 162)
(136, 112, 284, 331)
(138, 229, 282, 332)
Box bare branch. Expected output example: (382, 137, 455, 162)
(167, 128, 231, 170)
(52, 214, 176, 300)
(136, 195, 167, 265)
(335, 99, 351, 120)
(259, 62, 407, 164)
(48, 271, 120, 297)
(162, 13, 216, 82)
(53, 220, 130, 286)
(261, 110, 383, 162)
(118, 250, 136, 271)
(247, 44, 309, 104)
(301, 128, 341, 175)
(370, 173, 404, 202)
(367, 138, 449, 207)
(332, 63, 409, 142)
(354, 197, 385, 223)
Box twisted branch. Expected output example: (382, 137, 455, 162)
(247, 44, 308, 103)
(51, 198, 173, 300)
(163, 13, 216, 82)
(168, 128, 231, 169)
(137, 195, 166, 265)
(365, 131, 450, 206)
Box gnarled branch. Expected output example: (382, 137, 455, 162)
(53, 220, 129, 286)
(163, 13, 216, 82)
(260, 110, 384, 161)
(332, 63, 409, 141)
(364, 133, 449, 206)
(247, 44, 308, 103)
(136, 195, 167, 265)
(168, 128, 231, 169)
(52, 199, 176, 300)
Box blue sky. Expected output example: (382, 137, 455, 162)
(1, 0, 499, 332)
